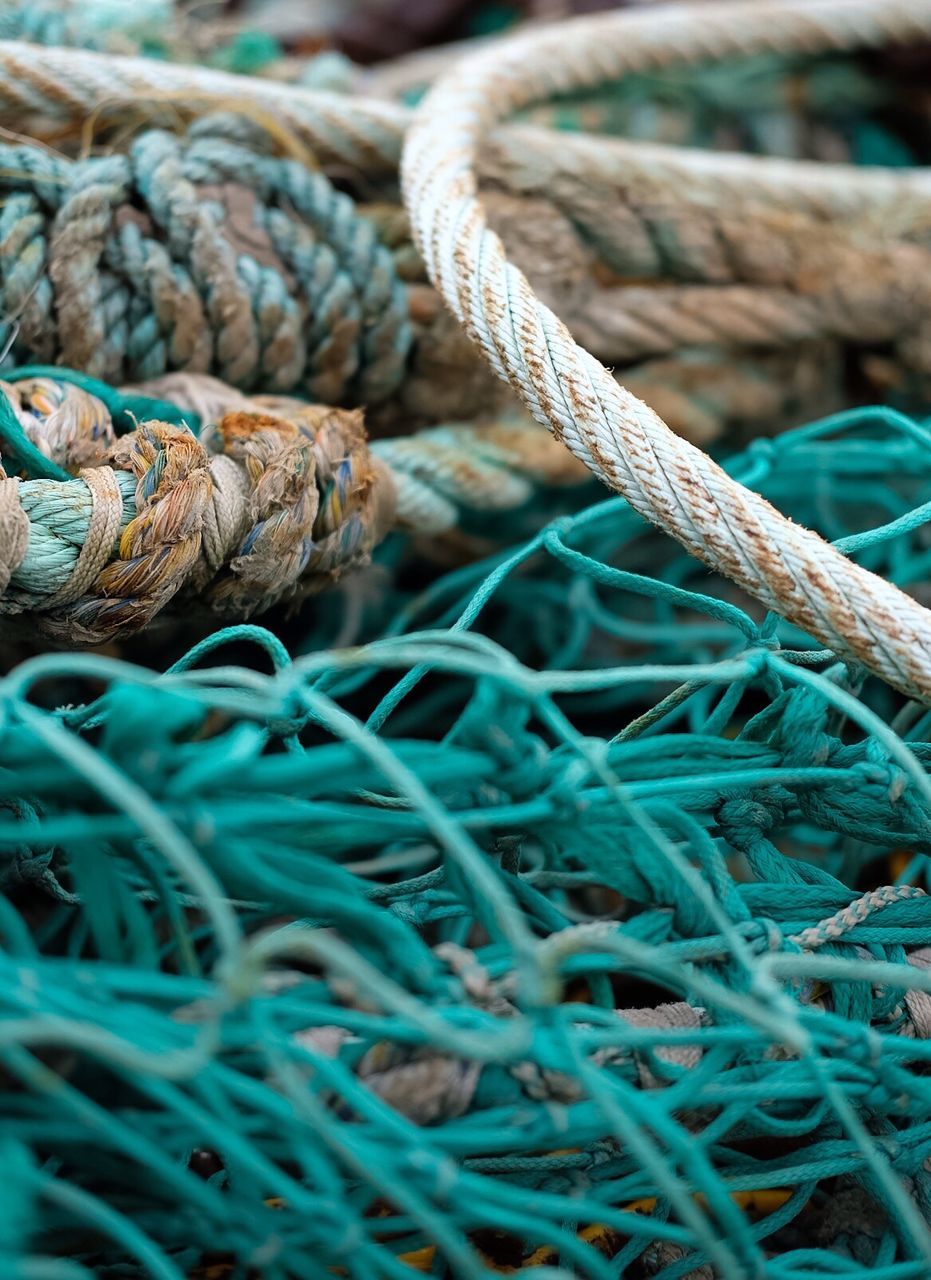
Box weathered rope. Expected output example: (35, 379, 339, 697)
(7, 33, 931, 444)
(5, 30, 931, 195)
(0, 368, 584, 641)
(0, 0, 172, 53)
(402, 0, 931, 704)
(0, 114, 410, 406)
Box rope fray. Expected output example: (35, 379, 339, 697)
(0, 370, 584, 641)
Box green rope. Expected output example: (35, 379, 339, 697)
(3, 402, 931, 1275)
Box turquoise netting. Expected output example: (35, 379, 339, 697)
(5, 403, 931, 1277)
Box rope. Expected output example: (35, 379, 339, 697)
(402, 0, 931, 704)
(0, 368, 584, 641)
(6, 34, 931, 444)
(6, 32, 931, 197)
(0, 114, 410, 406)
(4, 395, 931, 1274)
(0, 0, 171, 53)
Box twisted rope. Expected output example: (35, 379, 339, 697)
(0, 115, 410, 406)
(0, 369, 583, 641)
(402, 0, 931, 703)
(5, 34, 931, 201)
(6, 34, 931, 443)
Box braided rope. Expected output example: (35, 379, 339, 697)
(402, 0, 931, 702)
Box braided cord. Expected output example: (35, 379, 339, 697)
(403, 0, 931, 702)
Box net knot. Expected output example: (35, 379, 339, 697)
(716, 796, 786, 850)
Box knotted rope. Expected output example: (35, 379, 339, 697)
(402, 0, 931, 704)
(0, 368, 584, 642)
(0, 114, 410, 406)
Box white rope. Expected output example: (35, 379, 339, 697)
(402, 0, 931, 702)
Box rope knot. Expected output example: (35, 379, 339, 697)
(203, 410, 318, 615)
(717, 796, 785, 850)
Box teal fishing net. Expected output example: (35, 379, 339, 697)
(5, 401, 931, 1278)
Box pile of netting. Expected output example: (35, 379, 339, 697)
(5, 400, 931, 1279)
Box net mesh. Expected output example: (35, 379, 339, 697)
(4, 403, 931, 1277)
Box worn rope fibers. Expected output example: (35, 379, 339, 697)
(0, 367, 584, 642)
(5, 403, 931, 1277)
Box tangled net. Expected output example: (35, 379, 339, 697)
(5, 401, 931, 1278)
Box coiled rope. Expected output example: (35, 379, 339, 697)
(0, 367, 583, 642)
(0, 114, 410, 405)
(7, 30, 931, 443)
(401, 0, 931, 704)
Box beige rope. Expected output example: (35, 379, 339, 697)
(5, 33, 931, 435)
(402, 0, 931, 702)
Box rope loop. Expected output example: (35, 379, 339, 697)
(403, 0, 931, 702)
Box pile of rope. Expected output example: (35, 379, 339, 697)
(7, 11, 931, 439)
(6, 400, 931, 1278)
(6, 0, 931, 1275)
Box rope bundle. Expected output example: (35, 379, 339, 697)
(6, 2, 931, 1276)
(0, 115, 411, 405)
(6, 29, 931, 446)
(0, 368, 585, 641)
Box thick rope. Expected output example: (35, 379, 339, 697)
(0, 115, 410, 406)
(0, 370, 584, 641)
(5, 36, 931, 202)
(7, 36, 931, 441)
(402, 0, 931, 704)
